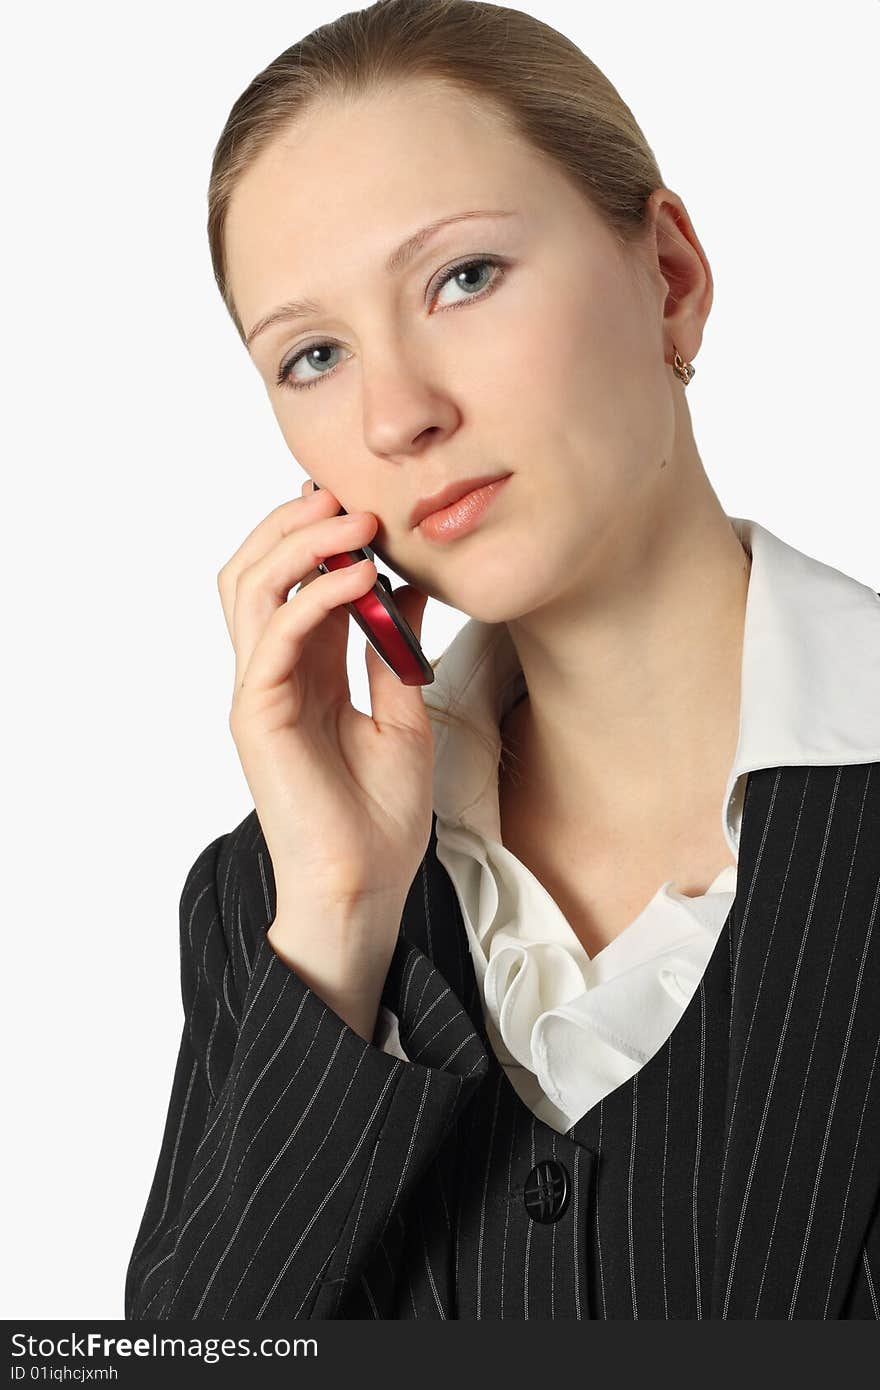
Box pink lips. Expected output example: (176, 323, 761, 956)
(416, 474, 512, 542)
(409, 472, 512, 529)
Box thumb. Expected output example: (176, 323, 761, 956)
(364, 581, 433, 731)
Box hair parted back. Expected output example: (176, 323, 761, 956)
(206, 0, 665, 756)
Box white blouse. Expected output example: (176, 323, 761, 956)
(374, 516, 880, 1135)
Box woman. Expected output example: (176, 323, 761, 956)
(124, 0, 880, 1319)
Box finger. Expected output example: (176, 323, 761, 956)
(232, 510, 378, 681)
(216, 485, 342, 637)
(235, 557, 377, 699)
(292, 479, 322, 591)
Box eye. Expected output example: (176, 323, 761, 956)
(275, 254, 509, 393)
(276, 341, 345, 392)
(429, 254, 506, 309)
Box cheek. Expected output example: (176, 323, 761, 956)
(548, 278, 668, 459)
(273, 400, 362, 500)
(491, 267, 632, 437)
(274, 402, 334, 457)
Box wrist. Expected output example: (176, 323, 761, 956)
(266, 906, 400, 1044)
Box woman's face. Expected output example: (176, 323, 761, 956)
(225, 78, 698, 621)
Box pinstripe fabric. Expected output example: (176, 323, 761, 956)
(125, 759, 880, 1319)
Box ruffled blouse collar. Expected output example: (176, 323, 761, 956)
(432, 797, 738, 1132)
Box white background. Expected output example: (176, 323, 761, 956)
(2, 0, 878, 1319)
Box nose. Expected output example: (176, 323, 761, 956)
(359, 355, 460, 459)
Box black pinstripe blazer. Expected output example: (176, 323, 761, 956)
(125, 759, 880, 1320)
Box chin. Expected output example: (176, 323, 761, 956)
(439, 572, 551, 627)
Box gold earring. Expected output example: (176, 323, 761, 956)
(672, 343, 695, 386)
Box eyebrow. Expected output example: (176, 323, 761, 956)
(244, 208, 517, 350)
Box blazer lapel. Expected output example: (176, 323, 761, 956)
(710, 761, 880, 1318)
(377, 811, 491, 1083)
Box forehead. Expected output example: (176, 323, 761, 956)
(227, 79, 537, 239)
(224, 80, 578, 329)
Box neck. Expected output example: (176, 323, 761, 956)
(500, 471, 752, 837)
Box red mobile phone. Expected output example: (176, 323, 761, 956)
(312, 483, 435, 687)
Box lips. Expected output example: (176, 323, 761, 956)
(409, 472, 513, 529)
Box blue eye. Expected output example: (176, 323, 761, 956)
(275, 254, 509, 393)
(277, 341, 343, 391)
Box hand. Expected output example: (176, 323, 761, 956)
(217, 483, 434, 931)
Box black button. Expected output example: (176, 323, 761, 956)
(523, 1159, 570, 1223)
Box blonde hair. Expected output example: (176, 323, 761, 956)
(206, 0, 666, 757)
